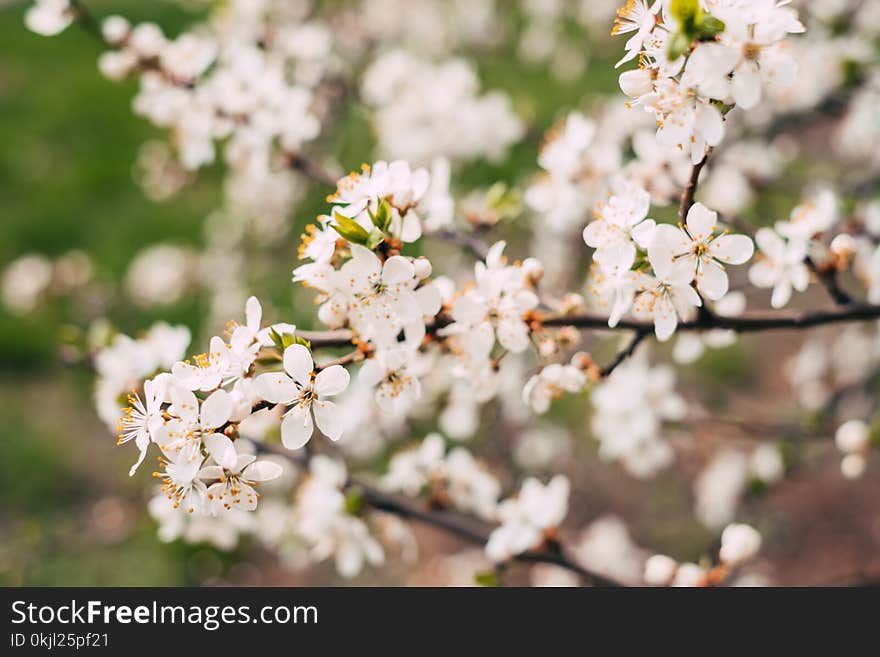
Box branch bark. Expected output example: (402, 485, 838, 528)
(542, 303, 880, 333)
(805, 256, 853, 306)
(680, 150, 712, 220)
(600, 330, 649, 377)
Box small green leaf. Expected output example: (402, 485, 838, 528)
(667, 30, 692, 60)
(670, 0, 700, 27)
(698, 15, 726, 39)
(344, 487, 364, 515)
(368, 199, 392, 232)
(291, 335, 311, 350)
(474, 570, 502, 587)
(747, 476, 768, 497)
(271, 328, 309, 351)
(367, 227, 386, 250)
(269, 328, 285, 352)
(333, 210, 370, 245)
(485, 182, 522, 222)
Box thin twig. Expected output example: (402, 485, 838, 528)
(680, 150, 712, 220)
(805, 256, 853, 306)
(297, 301, 880, 351)
(68, 0, 104, 42)
(428, 228, 490, 261)
(315, 349, 363, 370)
(600, 330, 648, 377)
(285, 153, 342, 187)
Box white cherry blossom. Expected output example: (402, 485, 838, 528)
(441, 242, 539, 357)
(117, 373, 172, 476)
(359, 347, 422, 414)
(748, 228, 810, 308)
(199, 436, 283, 513)
(254, 344, 351, 449)
(649, 203, 754, 301)
(486, 475, 570, 563)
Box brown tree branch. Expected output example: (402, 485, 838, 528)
(285, 153, 342, 187)
(68, 0, 103, 42)
(542, 303, 880, 333)
(680, 150, 712, 220)
(805, 256, 853, 306)
(428, 227, 490, 261)
(600, 330, 649, 377)
(296, 302, 880, 352)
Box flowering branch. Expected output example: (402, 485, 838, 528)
(544, 303, 880, 333)
(254, 442, 622, 587)
(25, 0, 880, 587)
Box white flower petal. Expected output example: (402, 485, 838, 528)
(200, 389, 234, 429)
(313, 400, 343, 441)
(253, 372, 298, 404)
(710, 234, 754, 265)
(242, 460, 283, 482)
(686, 203, 717, 242)
(281, 405, 313, 450)
(204, 433, 238, 470)
(697, 259, 729, 300)
(283, 344, 314, 384)
(314, 365, 350, 397)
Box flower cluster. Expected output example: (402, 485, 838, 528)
(644, 523, 762, 586)
(586, 180, 754, 340)
(361, 50, 524, 166)
(617, 0, 803, 162)
(486, 475, 570, 563)
(294, 456, 385, 578)
(590, 350, 686, 477)
(382, 433, 501, 520)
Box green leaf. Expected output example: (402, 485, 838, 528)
(269, 328, 285, 352)
(344, 487, 364, 515)
(667, 30, 693, 60)
(747, 476, 768, 497)
(271, 328, 310, 351)
(291, 335, 311, 350)
(474, 570, 502, 587)
(368, 198, 392, 232)
(485, 182, 522, 222)
(367, 227, 386, 250)
(698, 15, 726, 39)
(670, 0, 700, 27)
(869, 421, 880, 449)
(333, 210, 370, 245)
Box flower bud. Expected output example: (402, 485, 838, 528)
(719, 523, 762, 566)
(129, 22, 166, 59)
(644, 554, 678, 586)
(413, 257, 432, 280)
(560, 293, 585, 314)
(835, 419, 869, 454)
(98, 50, 138, 81)
(841, 453, 866, 479)
(672, 563, 706, 587)
(830, 233, 856, 267)
(102, 15, 131, 45)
